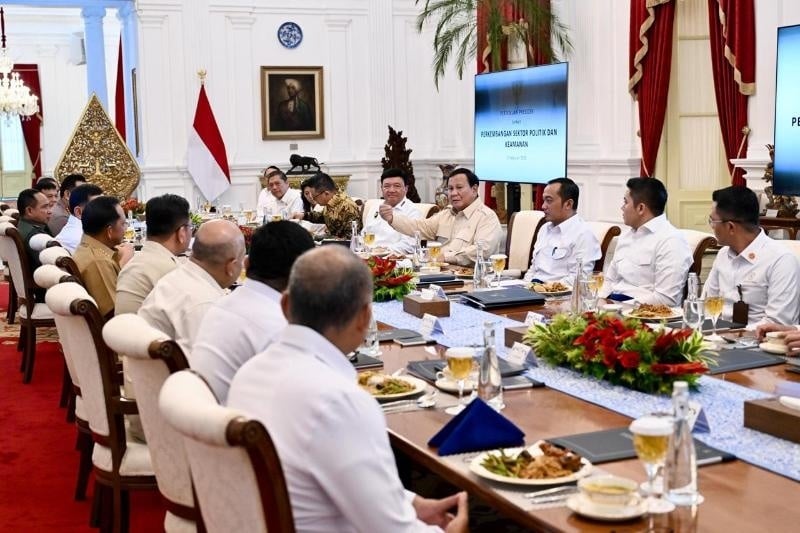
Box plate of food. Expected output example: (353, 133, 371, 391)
(449, 266, 474, 279)
(469, 441, 592, 486)
(357, 371, 427, 401)
(622, 304, 682, 321)
(530, 281, 572, 296)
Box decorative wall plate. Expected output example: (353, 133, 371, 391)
(277, 22, 303, 49)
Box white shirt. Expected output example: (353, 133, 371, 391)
(524, 214, 601, 282)
(192, 278, 285, 403)
(54, 214, 83, 254)
(228, 325, 441, 533)
(601, 214, 692, 306)
(363, 198, 421, 254)
(138, 260, 226, 355)
(256, 187, 303, 217)
(703, 230, 800, 326)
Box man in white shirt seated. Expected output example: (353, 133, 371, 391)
(116, 194, 193, 315)
(228, 245, 468, 532)
(363, 168, 421, 254)
(192, 221, 315, 403)
(256, 166, 303, 219)
(54, 183, 103, 253)
(139, 219, 245, 355)
(523, 177, 601, 282)
(600, 177, 692, 306)
(380, 168, 502, 266)
(704, 186, 800, 327)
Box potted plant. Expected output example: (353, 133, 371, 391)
(415, 0, 573, 87)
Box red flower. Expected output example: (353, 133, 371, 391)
(619, 350, 640, 369)
(651, 362, 708, 375)
(653, 329, 693, 354)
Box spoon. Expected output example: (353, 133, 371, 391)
(382, 390, 438, 412)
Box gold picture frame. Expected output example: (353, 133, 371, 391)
(261, 66, 324, 140)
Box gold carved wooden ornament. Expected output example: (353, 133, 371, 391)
(55, 94, 140, 199)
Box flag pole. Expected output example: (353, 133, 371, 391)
(197, 69, 206, 85)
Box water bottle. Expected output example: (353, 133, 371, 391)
(359, 312, 380, 356)
(349, 220, 359, 252)
(478, 321, 504, 410)
(474, 240, 486, 289)
(687, 273, 699, 301)
(413, 230, 422, 268)
(665, 381, 700, 506)
(570, 254, 584, 314)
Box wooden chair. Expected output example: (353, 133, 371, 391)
(414, 202, 440, 219)
(505, 210, 546, 271)
(0, 213, 19, 323)
(46, 282, 157, 533)
(585, 222, 622, 272)
(679, 229, 718, 278)
(0, 222, 56, 383)
(103, 314, 202, 532)
(160, 370, 295, 533)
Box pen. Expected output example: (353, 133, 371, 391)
(552, 247, 558, 257)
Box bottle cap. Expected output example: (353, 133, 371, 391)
(673, 381, 688, 392)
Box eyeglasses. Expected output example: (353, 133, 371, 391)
(381, 183, 405, 191)
(707, 216, 742, 226)
(312, 190, 328, 201)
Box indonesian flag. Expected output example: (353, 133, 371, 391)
(187, 85, 230, 201)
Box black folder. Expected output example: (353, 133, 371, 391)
(547, 427, 735, 465)
(348, 352, 383, 370)
(706, 348, 786, 375)
(460, 287, 545, 309)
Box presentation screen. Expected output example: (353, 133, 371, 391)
(474, 62, 568, 185)
(773, 24, 800, 195)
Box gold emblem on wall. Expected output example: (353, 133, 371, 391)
(54, 94, 140, 199)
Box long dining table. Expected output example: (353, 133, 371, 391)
(374, 300, 800, 532)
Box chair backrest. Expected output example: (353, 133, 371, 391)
(160, 371, 295, 533)
(0, 222, 36, 304)
(585, 222, 622, 271)
(46, 283, 127, 457)
(29, 233, 58, 252)
(0, 215, 15, 224)
(678, 229, 717, 277)
(505, 210, 546, 270)
(55, 256, 84, 284)
(776, 238, 800, 260)
(39, 245, 71, 266)
(103, 314, 196, 516)
(34, 264, 77, 289)
(415, 203, 440, 219)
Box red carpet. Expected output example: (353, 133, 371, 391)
(0, 287, 166, 531)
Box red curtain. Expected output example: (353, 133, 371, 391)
(13, 64, 42, 183)
(477, 1, 551, 209)
(707, 0, 754, 186)
(114, 37, 126, 140)
(629, 0, 676, 177)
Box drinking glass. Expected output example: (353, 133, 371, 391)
(444, 348, 474, 415)
(123, 224, 135, 243)
(364, 231, 376, 251)
(630, 415, 676, 514)
(683, 299, 705, 332)
(589, 271, 604, 295)
(704, 295, 725, 340)
(352, 235, 365, 254)
(579, 279, 598, 312)
(417, 247, 430, 269)
(428, 241, 442, 265)
(489, 253, 507, 287)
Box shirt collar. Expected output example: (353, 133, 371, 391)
(64, 215, 81, 227)
(637, 213, 668, 234)
(549, 213, 582, 234)
(185, 259, 225, 290)
(728, 229, 768, 264)
(240, 278, 282, 302)
(81, 234, 116, 257)
(277, 324, 355, 379)
(142, 240, 178, 262)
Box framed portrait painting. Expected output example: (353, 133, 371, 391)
(261, 66, 324, 140)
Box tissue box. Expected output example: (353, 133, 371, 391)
(403, 294, 450, 318)
(743, 398, 800, 444)
(504, 326, 528, 347)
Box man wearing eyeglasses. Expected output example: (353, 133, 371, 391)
(600, 177, 692, 305)
(704, 186, 800, 326)
(362, 168, 421, 254)
(523, 177, 600, 282)
(297, 172, 362, 239)
(256, 166, 303, 219)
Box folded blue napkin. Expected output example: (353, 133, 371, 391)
(428, 398, 525, 456)
(607, 292, 634, 302)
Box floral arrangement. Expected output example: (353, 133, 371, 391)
(366, 256, 415, 302)
(238, 224, 255, 253)
(121, 198, 145, 216)
(524, 313, 714, 394)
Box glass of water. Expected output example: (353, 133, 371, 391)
(579, 279, 598, 312)
(683, 299, 704, 332)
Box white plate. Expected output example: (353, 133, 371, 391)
(622, 307, 682, 321)
(531, 284, 573, 297)
(469, 441, 593, 486)
(435, 377, 476, 393)
(760, 342, 788, 355)
(566, 493, 647, 522)
(366, 375, 428, 401)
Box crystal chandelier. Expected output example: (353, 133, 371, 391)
(0, 7, 39, 119)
